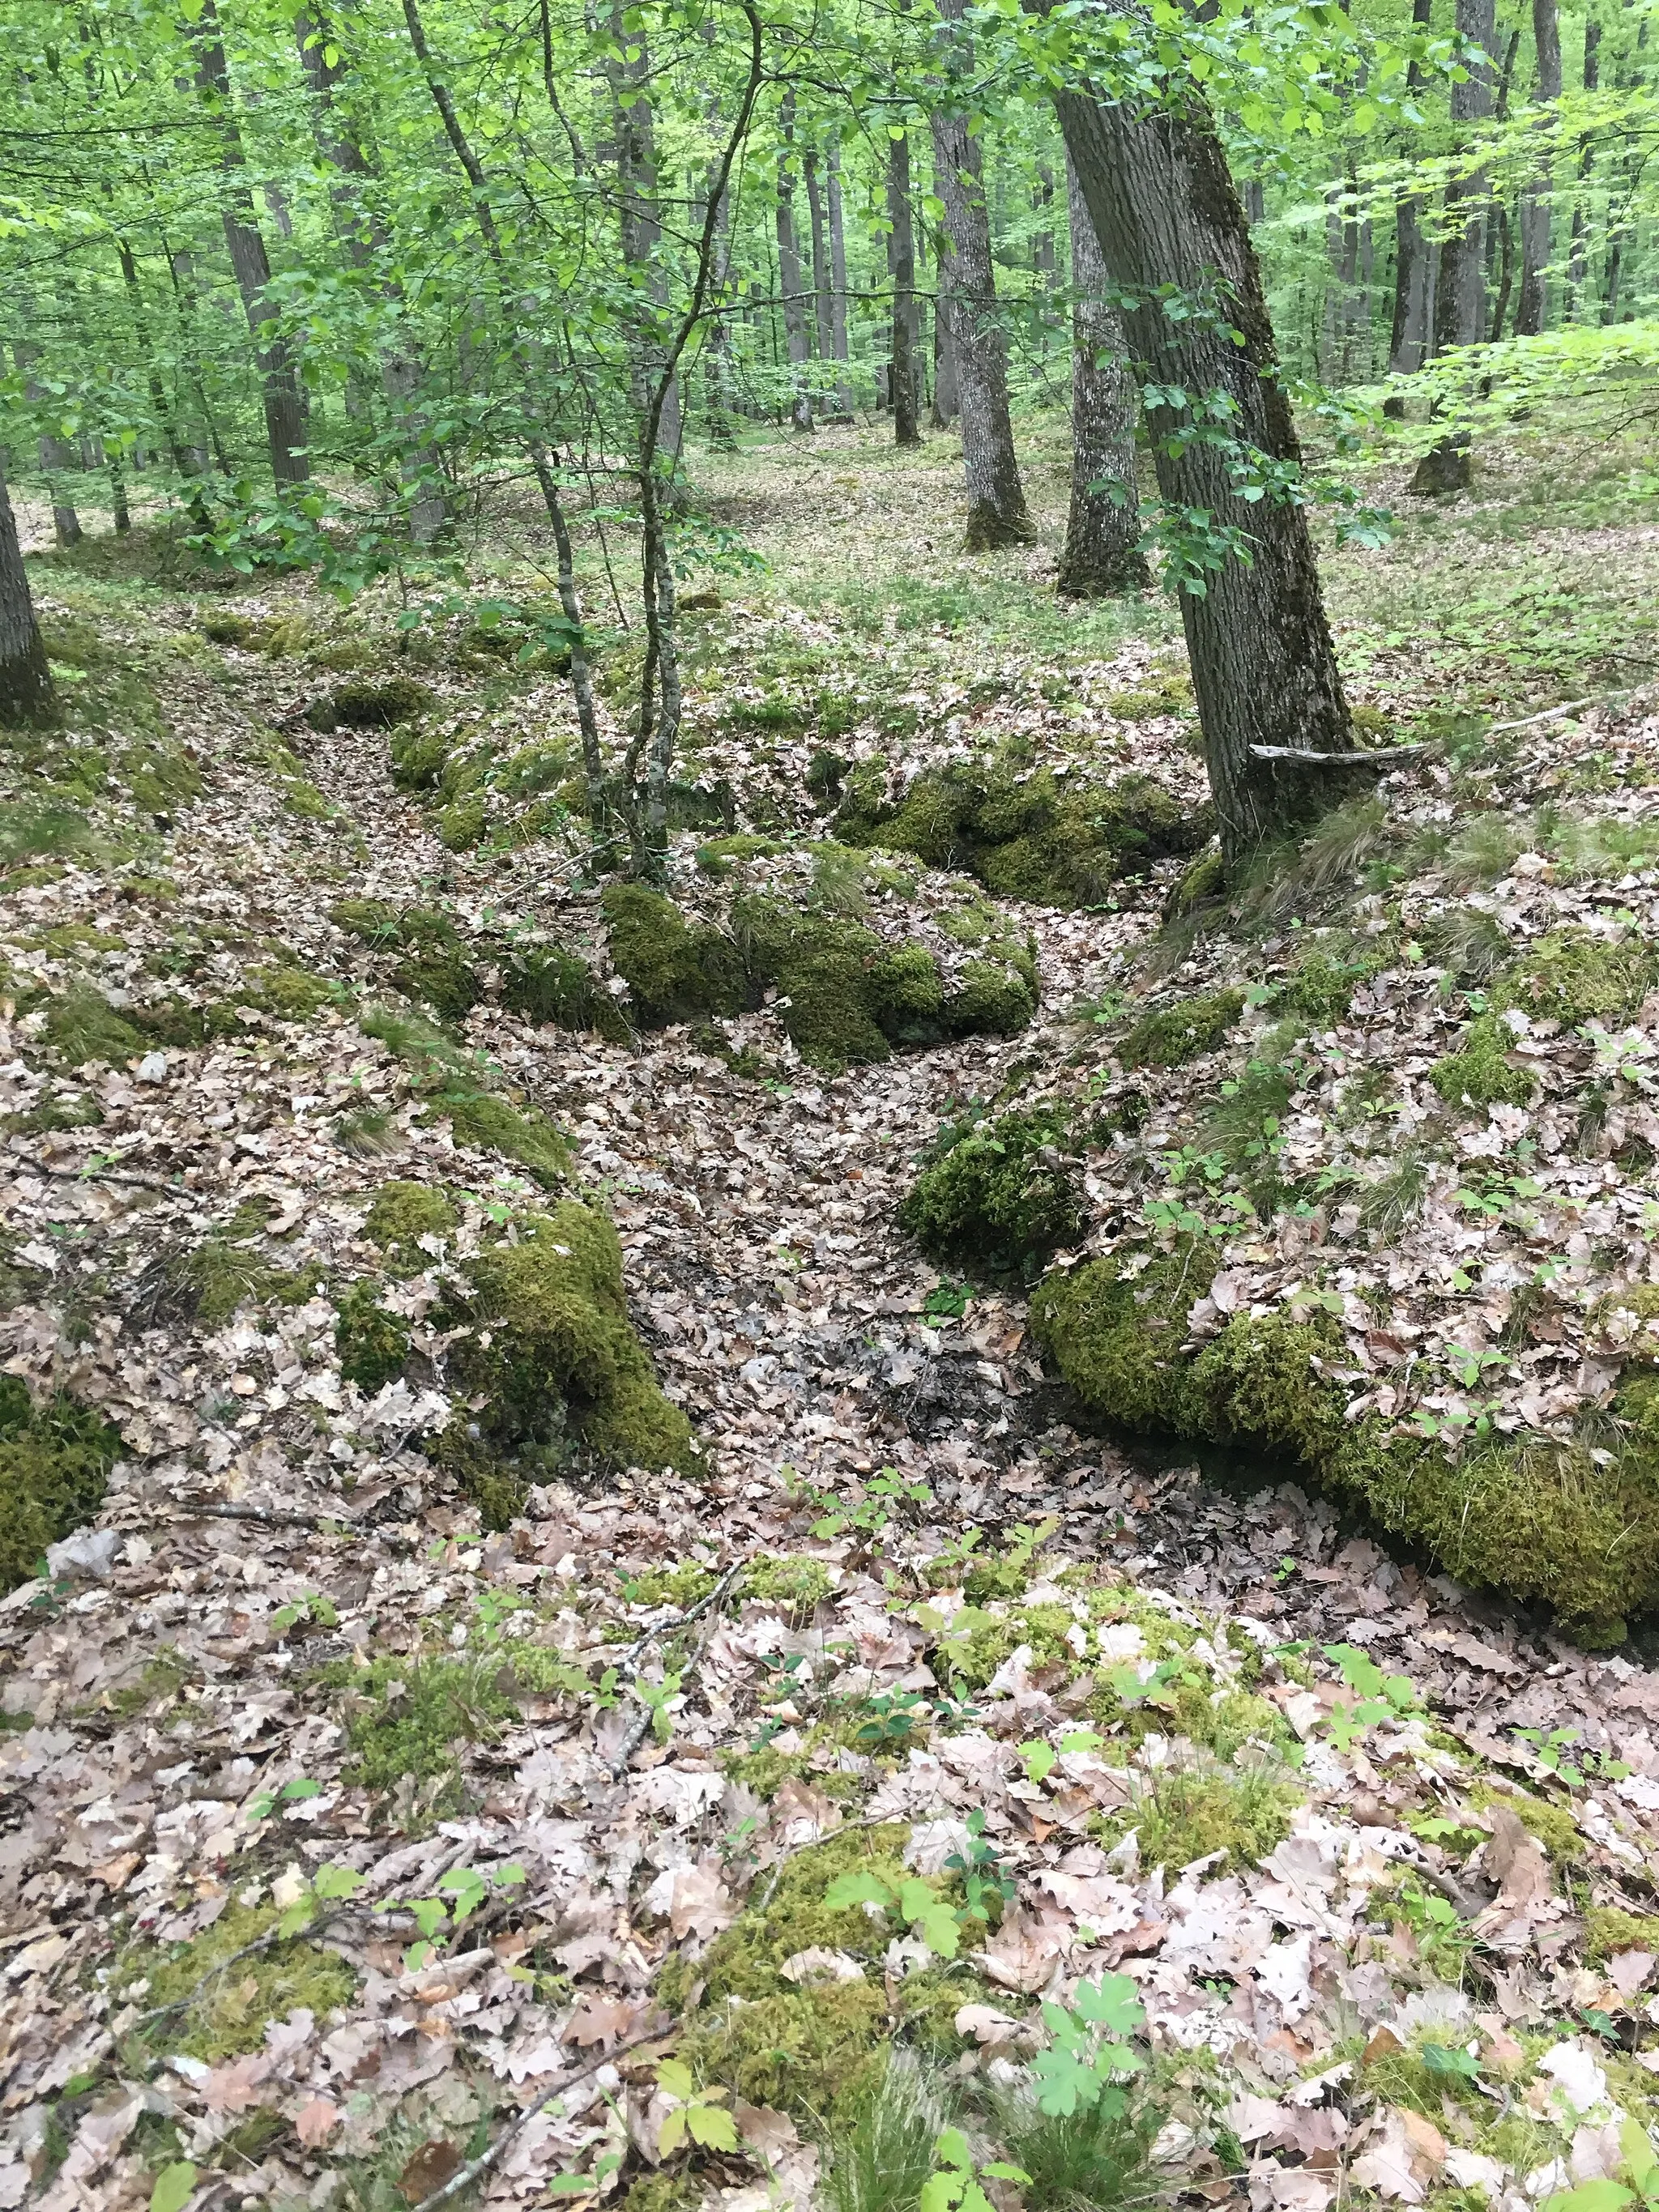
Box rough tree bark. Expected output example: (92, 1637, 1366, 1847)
(888, 130, 922, 446)
(1567, 21, 1601, 315)
(804, 148, 834, 364)
(930, 0, 1033, 546)
(826, 143, 855, 413)
(775, 94, 814, 432)
(1057, 147, 1146, 596)
(1433, 0, 1499, 352)
(1054, 77, 1357, 858)
(0, 451, 53, 724)
(190, 0, 311, 488)
(1515, 0, 1562, 334)
(608, 6, 681, 461)
(1388, 0, 1437, 385)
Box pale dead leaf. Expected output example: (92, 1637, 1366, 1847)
(295, 2097, 341, 2148)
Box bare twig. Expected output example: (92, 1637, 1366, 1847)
(608, 1562, 743, 1780)
(1248, 743, 1436, 765)
(5, 1144, 176, 1191)
(410, 2026, 670, 2212)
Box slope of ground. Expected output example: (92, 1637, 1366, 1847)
(6, 410, 1659, 2212)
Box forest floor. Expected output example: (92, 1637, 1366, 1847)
(9, 406, 1659, 2212)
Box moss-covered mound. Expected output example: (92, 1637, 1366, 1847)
(603, 884, 749, 1025)
(332, 899, 480, 1024)
(834, 757, 1209, 909)
(1120, 989, 1246, 1070)
(900, 1106, 1084, 1273)
(0, 1377, 123, 1590)
(437, 1202, 700, 1519)
(603, 885, 1037, 1068)
(1032, 1244, 1659, 1643)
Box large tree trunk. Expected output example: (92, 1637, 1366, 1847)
(1515, 0, 1562, 333)
(804, 148, 834, 364)
(1057, 147, 1146, 597)
(932, 289, 959, 426)
(888, 130, 922, 446)
(0, 452, 53, 724)
(930, 0, 1033, 547)
(1433, 0, 1499, 352)
(190, 1, 310, 488)
(1056, 82, 1356, 859)
(775, 95, 814, 433)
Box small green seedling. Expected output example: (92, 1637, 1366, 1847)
(810, 1468, 933, 1540)
(945, 1809, 1016, 1925)
(634, 1671, 682, 1746)
(1018, 1727, 1107, 1784)
(1543, 2117, 1659, 2212)
(1033, 1973, 1146, 2117)
(247, 1775, 322, 1822)
(923, 1281, 970, 1320)
(825, 1867, 962, 1958)
(1513, 1725, 1630, 1788)
(150, 2163, 198, 2212)
(921, 2129, 1028, 2212)
(271, 1592, 339, 1634)
(854, 1690, 931, 1750)
(656, 2060, 739, 2154)
(386, 1860, 527, 1969)
(1321, 1644, 1418, 1751)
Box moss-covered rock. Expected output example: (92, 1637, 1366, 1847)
(1120, 989, 1246, 1071)
(335, 1280, 411, 1394)
(836, 757, 1209, 910)
(363, 1179, 457, 1271)
(390, 726, 450, 791)
(1033, 1250, 1659, 1641)
(731, 895, 1037, 1070)
(498, 944, 621, 1037)
(430, 1091, 569, 1187)
(900, 1106, 1084, 1273)
(0, 1378, 122, 1591)
(603, 883, 747, 1026)
(312, 675, 433, 731)
(332, 900, 480, 1024)
(439, 1203, 700, 1515)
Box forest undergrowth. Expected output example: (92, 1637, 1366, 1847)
(10, 406, 1659, 2212)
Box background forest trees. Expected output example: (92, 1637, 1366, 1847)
(1, 0, 1654, 842)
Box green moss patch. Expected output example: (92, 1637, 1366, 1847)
(1491, 928, 1657, 1029)
(438, 1202, 700, 1517)
(333, 900, 480, 1024)
(363, 1179, 457, 1272)
(1430, 1012, 1537, 1109)
(1101, 1762, 1295, 1874)
(835, 757, 1208, 910)
(900, 1106, 1083, 1274)
(603, 883, 748, 1026)
(327, 1652, 516, 1796)
(1120, 989, 1246, 1071)
(117, 1900, 357, 2062)
(0, 1378, 122, 1591)
(335, 1281, 412, 1394)
(1033, 1248, 1659, 1640)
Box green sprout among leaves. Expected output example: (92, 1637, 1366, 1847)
(921, 2129, 1029, 2212)
(247, 1775, 323, 1823)
(1513, 1725, 1630, 1788)
(386, 1860, 527, 1969)
(1032, 1973, 1146, 2117)
(1321, 1643, 1418, 1753)
(656, 2059, 740, 2154)
(1543, 2117, 1659, 2212)
(824, 1866, 962, 1958)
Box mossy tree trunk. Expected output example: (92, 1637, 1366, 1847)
(0, 454, 54, 726)
(1055, 74, 1355, 859)
(931, 0, 1034, 548)
(1057, 147, 1147, 597)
